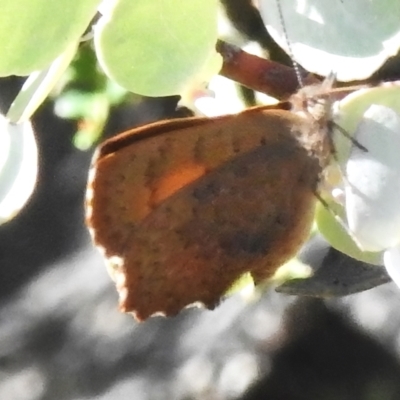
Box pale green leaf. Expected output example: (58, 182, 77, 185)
(94, 0, 219, 96)
(0, 0, 101, 76)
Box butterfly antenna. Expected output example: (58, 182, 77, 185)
(275, 0, 304, 88)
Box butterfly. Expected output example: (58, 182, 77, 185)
(85, 77, 342, 321)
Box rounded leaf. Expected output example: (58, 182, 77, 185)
(94, 0, 220, 96)
(0, 0, 101, 76)
(334, 82, 400, 166)
(345, 105, 400, 251)
(0, 118, 37, 224)
(316, 201, 383, 266)
(260, 0, 400, 81)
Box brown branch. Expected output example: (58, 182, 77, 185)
(216, 40, 320, 100)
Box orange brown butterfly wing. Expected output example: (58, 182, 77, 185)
(87, 108, 320, 320)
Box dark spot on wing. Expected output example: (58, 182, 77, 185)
(192, 181, 221, 202)
(220, 229, 270, 256)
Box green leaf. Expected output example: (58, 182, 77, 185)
(7, 41, 79, 123)
(260, 0, 400, 81)
(316, 201, 383, 266)
(0, 118, 37, 224)
(94, 0, 219, 96)
(335, 83, 400, 166)
(316, 83, 400, 266)
(0, 0, 101, 76)
(55, 91, 110, 150)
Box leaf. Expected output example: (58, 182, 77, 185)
(0, 0, 101, 76)
(0, 118, 37, 224)
(260, 0, 400, 81)
(345, 105, 400, 251)
(7, 41, 79, 123)
(94, 0, 220, 96)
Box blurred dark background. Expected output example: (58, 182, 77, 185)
(2, 1, 400, 399)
